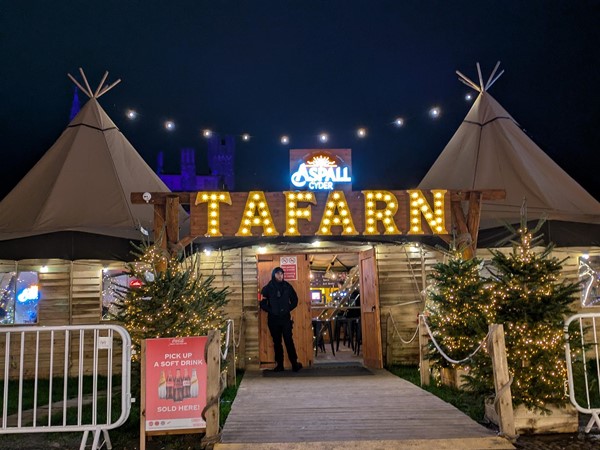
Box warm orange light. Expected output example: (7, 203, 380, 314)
(194, 191, 232, 236)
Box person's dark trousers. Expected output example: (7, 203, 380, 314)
(267, 313, 298, 367)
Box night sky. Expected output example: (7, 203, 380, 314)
(1, 1, 599, 200)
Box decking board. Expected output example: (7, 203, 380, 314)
(219, 368, 513, 449)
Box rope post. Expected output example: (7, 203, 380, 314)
(488, 324, 515, 440)
(418, 315, 430, 386)
(226, 321, 236, 388)
(204, 330, 221, 443)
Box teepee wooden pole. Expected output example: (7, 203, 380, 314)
(476, 63, 484, 92)
(485, 61, 501, 91)
(67, 74, 92, 99)
(486, 70, 505, 91)
(97, 79, 122, 98)
(456, 70, 481, 92)
(94, 71, 109, 97)
(79, 68, 94, 98)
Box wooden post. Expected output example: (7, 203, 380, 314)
(237, 314, 246, 370)
(204, 330, 221, 442)
(466, 191, 483, 258)
(418, 315, 430, 386)
(226, 323, 236, 388)
(153, 204, 167, 249)
(165, 195, 180, 247)
(489, 324, 516, 440)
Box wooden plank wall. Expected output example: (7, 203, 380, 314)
(196, 248, 259, 369)
(0, 259, 127, 379)
(377, 244, 443, 366)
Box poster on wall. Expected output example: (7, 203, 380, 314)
(144, 337, 207, 431)
(280, 256, 298, 281)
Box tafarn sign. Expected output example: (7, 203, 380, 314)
(190, 189, 448, 237)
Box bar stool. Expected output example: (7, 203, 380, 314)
(348, 318, 362, 355)
(312, 318, 335, 356)
(333, 316, 350, 351)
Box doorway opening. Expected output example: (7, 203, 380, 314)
(309, 253, 363, 367)
(257, 247, 382, 370)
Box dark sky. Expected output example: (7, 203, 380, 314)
(1, 0, 599, 200)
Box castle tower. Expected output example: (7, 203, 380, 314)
(180, 148, 197, 191)
(207, 135, 235, 190)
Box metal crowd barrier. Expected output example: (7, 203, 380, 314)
(564, 313, 600, 433)
(0, 325, 132, 449)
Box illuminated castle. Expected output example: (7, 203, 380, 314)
(157, 134, 235, 192)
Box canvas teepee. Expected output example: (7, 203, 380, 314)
(0, 69, 187, 259)
(419, 62, 600, 246)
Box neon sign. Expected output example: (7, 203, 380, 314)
(17, 285, 39, 303)
(290, 155, 351, 190)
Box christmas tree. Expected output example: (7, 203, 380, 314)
(426, 248, 493, 369)
(469, 221, 580, 411)
(110, 242, 229, 362)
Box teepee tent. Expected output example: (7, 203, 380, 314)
(0, 69, 187, 259)
(419, 62, 600, 246)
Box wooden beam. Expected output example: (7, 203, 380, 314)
(131, 192, 190, 205)
(153, 204, 166, 250)
(451, 189, 505, 201)
(165, 195, 180, 247)
(466, 191, 483, 256)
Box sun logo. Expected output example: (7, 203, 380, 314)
(306, 155, 337, 168)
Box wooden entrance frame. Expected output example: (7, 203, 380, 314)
(131, 189, 505, 257)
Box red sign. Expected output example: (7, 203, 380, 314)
(129, 279, 143, 289)
(145, 337, 207, 431)
(280, 256, 298, 281)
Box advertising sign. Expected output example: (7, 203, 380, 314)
(144, 337, 207, 431)
(280, 256, 298, 280)
(289, 149, 353, 191)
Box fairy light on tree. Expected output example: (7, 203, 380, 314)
(426, 247, 493, 370)
(466, 217, 581, 411)
(110, 242, 229, 363)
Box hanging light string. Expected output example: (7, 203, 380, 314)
(116, 95, 474, 146)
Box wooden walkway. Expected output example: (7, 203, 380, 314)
(217, 367, 513, 449)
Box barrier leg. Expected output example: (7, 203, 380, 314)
(91, 428, 102, 449)
(80, 430, 89, 450)
(103, 429, 112, 449)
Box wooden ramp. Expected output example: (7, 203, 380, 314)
(217, 367, 513, 450)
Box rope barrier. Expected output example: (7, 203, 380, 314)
(388, 312, 420, 345)
(420, 314, 489, 365)
(220, 319, 233, 361)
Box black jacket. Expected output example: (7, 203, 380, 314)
(260, 279, 298, 316)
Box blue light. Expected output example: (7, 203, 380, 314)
(17, 285, 39, 303)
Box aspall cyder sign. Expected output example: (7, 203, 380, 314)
(289, 149, 352, 191)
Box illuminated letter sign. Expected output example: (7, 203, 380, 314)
(290, 150, 352, 191)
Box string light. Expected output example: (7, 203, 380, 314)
(283, 191, 315, 236)
(407, 189, 448, 234)
(465, 93, 474, 101)
(319, 133, 329, 143)
(235, 191, 279, 237)
(315, 191, 358, 236)
(194, 191, 232, 236)
(394, 117, 405, 127)
(362, 190, 401, 235)
(429, 107, 441, 119)
(241, 133, 250, 141)
(357, 127, 367, 138)
(280, 135, 289, 145)
(164, 120, 175, 131)
(126, 109, 137, 119)
(202, 129, 212, 138)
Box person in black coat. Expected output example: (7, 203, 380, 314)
(260, 267, 303, 372)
